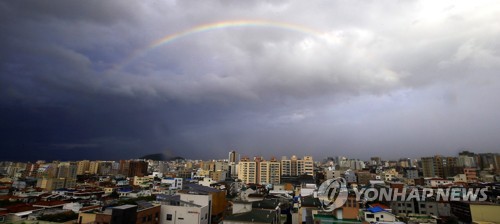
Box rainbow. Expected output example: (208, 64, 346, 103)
(111, 19, 331, 72)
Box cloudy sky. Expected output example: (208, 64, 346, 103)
(1, 0, 500, 161)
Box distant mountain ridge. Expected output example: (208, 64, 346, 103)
(140, 153, 185, 161)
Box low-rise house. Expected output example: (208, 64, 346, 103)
(27, 208, 75, 221)
(232, 200, 252, 214)
(297, 195, 319, 224)
(223, 198, 281, 224)
(464, 168, 478, 183)
(453, 174, 467, 183)
(391, 197, 451, 218)
(160, 197, 209, 224)
(183, 183, 227, 222)
(32, 200, 69, 209)
(161, 178, 183, 190)
(3, 204, 44, 222)
(361, 206, 397, 223)
(119, 189, 152, 198)
(223, 209, 279, 224)
(133, 176, 154, 187)
(332, 195, 360, 220)
(77, 202, 160, 224)
(66, 189, 105, 200)
(426, 178, 453, 188)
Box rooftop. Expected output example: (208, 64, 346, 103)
(368, 203, 390, 210)
(5, 204, 43, 214)
(301, 195, 320, 208)
(33, 200, 68, 207)
(113, 204, 137, 210)
(313, 214, 362, 224)
(224, 209, 276, 223)
(252, 199, 280, 210)
(184, 183, 221, 193)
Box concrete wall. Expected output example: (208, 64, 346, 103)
(77, 212, 96, 224)
(160, 204, 209, 224)
(470, 204, 500, 223)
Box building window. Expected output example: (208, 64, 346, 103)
(366, 214, 375, 218)
(167, 214, 172, 221)
(142, 217, 146, 223)
(205, 213, 208, 219)
(420, 204, 425, 208)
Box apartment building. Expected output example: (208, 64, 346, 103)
(238, 157, 257, 184)
(258, 158, 281, 185)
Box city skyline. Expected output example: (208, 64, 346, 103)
(2, 1, 500, 161)
(1, 149, 496, 165)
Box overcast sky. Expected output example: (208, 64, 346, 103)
(1, 0, 500, 161)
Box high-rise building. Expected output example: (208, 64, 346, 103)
(56, 162, 77, 179)
(370, 157, 381, 166)
(398, 158, 412, 168)
(348, 159, 365, 170)
(76, 160, 90, 175)
(23, 163, 40, 178)
(128, 161, 148, 177)
(119, 160, 130, 176)
(281, 156, 291, 176)
(421, 155, 459, 178)
(496, 154, 500, 174)
(228, 150, 238, 178)
(291, 155, 300, 176)
(404, 167, 419, 179)
(5, 162, 26, 177)
(303, 156, 314, 176)
(98, 161, 114, 175)
(214, 161, 228, 172)
(280, 155, 313, 176)
(229, 151, 237, 163)
(421, 157, 435, 178)
(443, 157, 460, 178)
(229, 164, 238, 178)
(337, 156, 350, 168)
(237, 157, 257, 184)
(258, 157, 281, 185)
(478, 153, 499, 171)
(88, 161, 100, 174)
(37, 163, 58, 179)
(458, 155, 477, 168)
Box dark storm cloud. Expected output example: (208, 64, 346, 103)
(1, 0, 500, 161)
